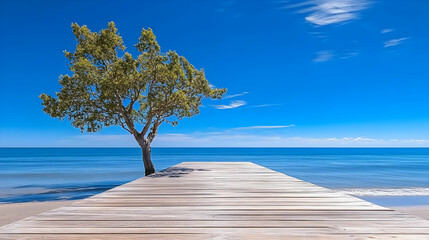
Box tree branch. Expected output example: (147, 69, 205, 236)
(140, 69, 157, 136)
(126, 87, 140, 113)
(114, 90, 139, 137)
(147, 118, 163, 143)
(119, 121, 132, 134)
(141, 114, 154, 137)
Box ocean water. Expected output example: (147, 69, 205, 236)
(1, 148, 428, 206)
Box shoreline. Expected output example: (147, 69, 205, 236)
(1, 200, 428, 227)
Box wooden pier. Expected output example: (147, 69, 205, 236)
(1, 162, 428, 239)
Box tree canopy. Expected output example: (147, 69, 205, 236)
(40, 22, 226, 146)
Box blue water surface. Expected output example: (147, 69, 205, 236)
(0, 148, 428, 204)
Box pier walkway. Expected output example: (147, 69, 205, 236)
(1, 162, 428, 239)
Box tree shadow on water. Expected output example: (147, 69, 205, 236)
(148, 167, 210, 178)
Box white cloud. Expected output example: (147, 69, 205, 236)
(384, 37, 409, 47)
(223, 92, 248, 99)
(247, 104, 280, 108)
(12, 133, 428, 147)
(212, 100, 246, 109)
(381, 28, 394, 34)
(313, 49, 359, 62)
(151, 134, 429, 147)
(235, 125, 295, 130)
(340, 50, 360, 59)
(284, 0, 371, 26)
(313, 50, 334, 62)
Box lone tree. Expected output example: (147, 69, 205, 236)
(40, 22, 226, 175)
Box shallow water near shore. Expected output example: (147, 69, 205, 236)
(1, 148, 428, 206)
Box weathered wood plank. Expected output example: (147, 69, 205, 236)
(2, 234, 427, 240)
(13, 220, 429, 228)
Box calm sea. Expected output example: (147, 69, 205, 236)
(1, 148, 428, 206)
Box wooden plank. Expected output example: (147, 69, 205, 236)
(13, 220, 429, 228)
(1, 162, 428, 239)
(3, 234, 427, 240)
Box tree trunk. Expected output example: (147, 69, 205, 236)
(141, 143, 155, 176)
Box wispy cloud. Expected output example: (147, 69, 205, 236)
(309, 31, 328, 39)
(381, 28, 394, 34)
(313, 50, 334, 62)
(214, 92, 276, 109)
(283, 0, 371, 26)
(246, 104, 281, 108)
(384, 37, 409, 47)
(15, 133, 428, 147)
(224, 92, 249, 99)
(152, 134, 429, 147)
(212, 100, 246, 109)
(339, 50, 360, 59)
(313, 49, 359, 62)
(235, 125, 295, 130)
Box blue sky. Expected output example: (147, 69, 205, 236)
(0, 0, 428, 147)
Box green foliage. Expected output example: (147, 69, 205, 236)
(40, 22, 226, 144)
